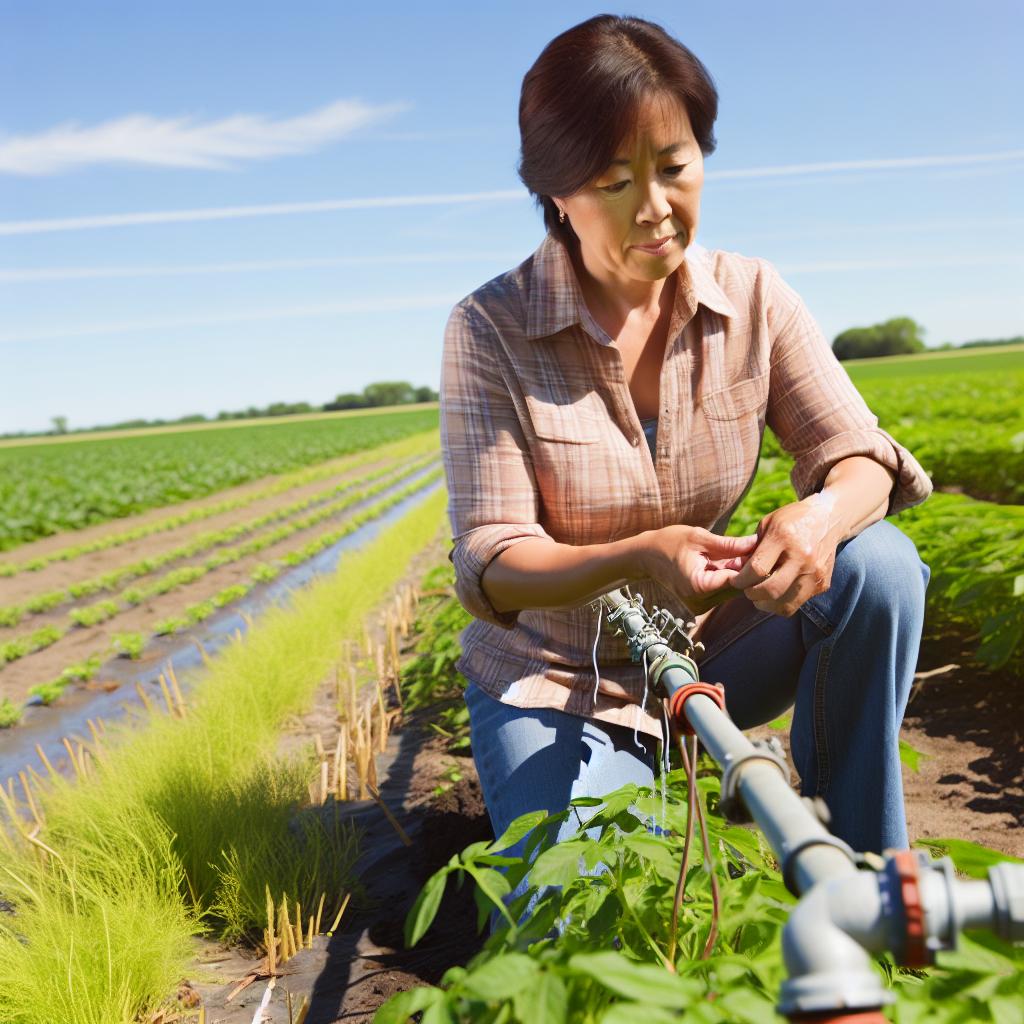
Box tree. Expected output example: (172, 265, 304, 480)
(832, 317, 927, 361)
(414, 385, 438, 402)
(51, 416, 68, 434)
(362, 381, 416, 407)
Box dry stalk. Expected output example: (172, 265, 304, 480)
(157, 673, 177, 717)
(327, 892, 351, 935)
(34, 743, 56, 779)
(319, 760, 329, 805)
(134, 681, 155, 715)
(314, 892, 326, 935)
(18, 772, 43, 829)
(366, 782, 412, 847)
(338, 729, 348, 801)
(166, 664, 188, 716)
(62, 738, 83, 779)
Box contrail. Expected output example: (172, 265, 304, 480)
(2, 149, 1020, 237)
(0, 190, 526, 236)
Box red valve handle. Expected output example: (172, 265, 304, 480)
(667, 681, 727, 735)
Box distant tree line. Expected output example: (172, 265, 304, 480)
(832, 320, 1022, 361)
(9, 381, 438, 440)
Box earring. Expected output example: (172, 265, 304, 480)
(559, 208, 565, 224)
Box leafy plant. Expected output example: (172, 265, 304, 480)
(112, 632, 145, 660)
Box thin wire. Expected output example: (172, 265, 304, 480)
(590, 600, 603, 706)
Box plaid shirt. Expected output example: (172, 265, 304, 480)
(440, 231, 932, 739)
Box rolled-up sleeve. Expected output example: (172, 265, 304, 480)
(762, 262, 933, 516)
(440, 300, 552, 628)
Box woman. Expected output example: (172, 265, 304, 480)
(439, 14, 933, 907)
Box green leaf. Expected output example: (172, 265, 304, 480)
(713, 986, 783, 1022)
(465, 865, 514, 926)
(513, 970, 569, 1023)
(599, 1005, 681, 1024)
(899, 738, 927, 773)
(490, 809, 548, 853)
(404, 866, 449, 947)
(913, 838, 1023, 879)
(461, 952, 539, 1000)
(568, 951, 702, 1007)
(530, 838, 597, 887)
(373, 985, 444, 1024)
(622, 832, 681, 880)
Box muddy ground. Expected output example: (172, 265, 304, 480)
(183, 530, 1020, 1023)
(0, 445, 436, 706)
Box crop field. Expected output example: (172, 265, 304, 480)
(0, 352, 1020, 1023)
(0, 406, 439, 550)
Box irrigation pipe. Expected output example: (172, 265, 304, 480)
(596, 587, 1024, 1022)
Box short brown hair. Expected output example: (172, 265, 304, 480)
(516, 14, 719, 248)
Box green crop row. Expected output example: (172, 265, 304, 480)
(0, 458, 440, 671)
(0, 440, 438, 628)
(0, 430, 438, 577)
(153, 469, 444, 637)
(5, 470, 443, 718)
(0, 488, 450, 1024)
(0, 407, 439, 551)
(851, 361, 1024, 504)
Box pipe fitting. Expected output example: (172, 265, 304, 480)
(779, 871, 892, 1018)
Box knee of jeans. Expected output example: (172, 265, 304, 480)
(833, 519, 928, 616)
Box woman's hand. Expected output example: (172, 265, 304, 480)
(728, 494, 844, 616)
(638, 525, 760, 615)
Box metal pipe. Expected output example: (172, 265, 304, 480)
(595, 587, 1024, 1020)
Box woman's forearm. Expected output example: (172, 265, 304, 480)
(817, 455, 897, 543)
(481, 535, 647, 614)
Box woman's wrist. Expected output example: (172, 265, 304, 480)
(481, 531, 664, 614)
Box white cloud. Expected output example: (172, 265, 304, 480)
(0, 189, 526, 235)
(0, 98, 412, 176)
(0, 250, 525, 283)
(706, 149, 1024, 180)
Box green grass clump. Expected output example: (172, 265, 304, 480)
(111, 632, 145, 660)
(0, 483, 448, 1023)
(0, 698, 21, 728)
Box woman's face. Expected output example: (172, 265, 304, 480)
(555, 92, 704, 287)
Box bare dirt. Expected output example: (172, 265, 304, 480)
(0, 451, 435, 706)
(746, 613, 1023, 859)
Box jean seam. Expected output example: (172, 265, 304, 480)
(800, 595, 836, 636)
(812, 641, 832, 795)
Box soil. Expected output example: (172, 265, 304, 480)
(0, 449, 435, 707)
(185, 532, 491, 1024)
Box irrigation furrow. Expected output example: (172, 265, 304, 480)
(0, 457, 440, 674)
(0, 466, 443, 718)
(0, 427, 438, 577)
(0, 440, 439, 628)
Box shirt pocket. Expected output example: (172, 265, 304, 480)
(524, 393, 604, 444)
(701, 371, 770, 421)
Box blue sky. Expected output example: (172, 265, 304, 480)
(2, 1, 1022, 433)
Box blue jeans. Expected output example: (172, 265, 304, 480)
(464, 518, 930, 919)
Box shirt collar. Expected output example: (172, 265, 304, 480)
(524, 231, 737, 341)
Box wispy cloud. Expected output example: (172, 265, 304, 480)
(0, 250, 525, 284)
(706, 149, 1024, 180)
(0, 98, 411, 176)
(0, 189, 526, 236)
(776, 253, 1024, 274)
(1, 148, 1020, 236)
(0, 293, 461, 344)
